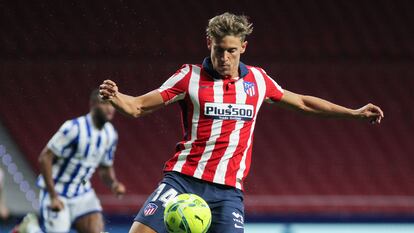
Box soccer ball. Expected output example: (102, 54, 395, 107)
(164, 193, 212, 233)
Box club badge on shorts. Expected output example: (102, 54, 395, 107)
(144, 203, 158, 216)
(243, 81, 256, 97)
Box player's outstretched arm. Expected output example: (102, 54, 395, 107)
(277, 90, 384, 124)
(99, 80, 165, 118)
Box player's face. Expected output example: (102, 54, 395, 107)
(208, 35, 247, 78)
(93, 101, 115, 122)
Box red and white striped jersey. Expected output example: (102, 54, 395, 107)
(158, 58, 284, 190)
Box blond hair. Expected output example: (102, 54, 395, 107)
(206, 12, 253, 41)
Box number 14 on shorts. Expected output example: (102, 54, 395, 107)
(151, 183, 178, 207)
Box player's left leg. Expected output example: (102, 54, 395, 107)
(73, 212, 104, 233)
(209, 201, 245, 233)
(69, 189, 104, 233)
(207, 187, 245, 233)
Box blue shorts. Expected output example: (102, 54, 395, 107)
(134, 172, 245, 233)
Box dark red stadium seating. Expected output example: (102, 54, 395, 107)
(1, 0, 413, 60)
(0, 0, 413, 215)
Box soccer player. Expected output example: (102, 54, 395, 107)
(36, 89, 126, 233)
(99, 13, 384, 233)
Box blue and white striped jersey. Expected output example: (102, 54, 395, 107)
(37, 113, 118, 198)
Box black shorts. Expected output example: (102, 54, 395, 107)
(134, 172, 245, 233)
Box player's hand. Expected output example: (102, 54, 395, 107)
(49, 196, 64, 211)
(111, 181, 126, 198)
(355, 103, 384, 124)
(99, 80, 119, 100)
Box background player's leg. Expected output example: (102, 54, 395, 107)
(73, 212, 104, 233)
(129, 221, 157, 233)
(70, 190, 103, 233)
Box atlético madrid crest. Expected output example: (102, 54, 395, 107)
(243, 81, 256, 97)
(144, 203, 158, 216)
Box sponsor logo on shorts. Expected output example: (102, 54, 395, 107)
(144, 203, 158, 216)
(204, 102, 254, 121)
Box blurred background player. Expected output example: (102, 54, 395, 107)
(100, 12, 384, 233)
(20, 89, 126, 233)
(0, 167, 10, 221)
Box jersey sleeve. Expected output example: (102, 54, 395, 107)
(100, 130, 118, 167)
(157, 64, 191, 105)
(260, 68, 284, 103)
(46, 119, 79, 158)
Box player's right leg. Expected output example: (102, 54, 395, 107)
(132, 175, 186, 233)
(129, 221, 157, 233)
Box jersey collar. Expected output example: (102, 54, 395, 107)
(202, 57, 249, 80)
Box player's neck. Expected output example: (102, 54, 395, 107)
(91, 113, 106, 130)
(223, 69, 239, 80)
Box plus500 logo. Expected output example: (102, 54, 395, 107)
(204, 102, 254, 121)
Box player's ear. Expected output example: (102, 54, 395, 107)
(207, 36, 212, 50)
(240, 41, 248, 54)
